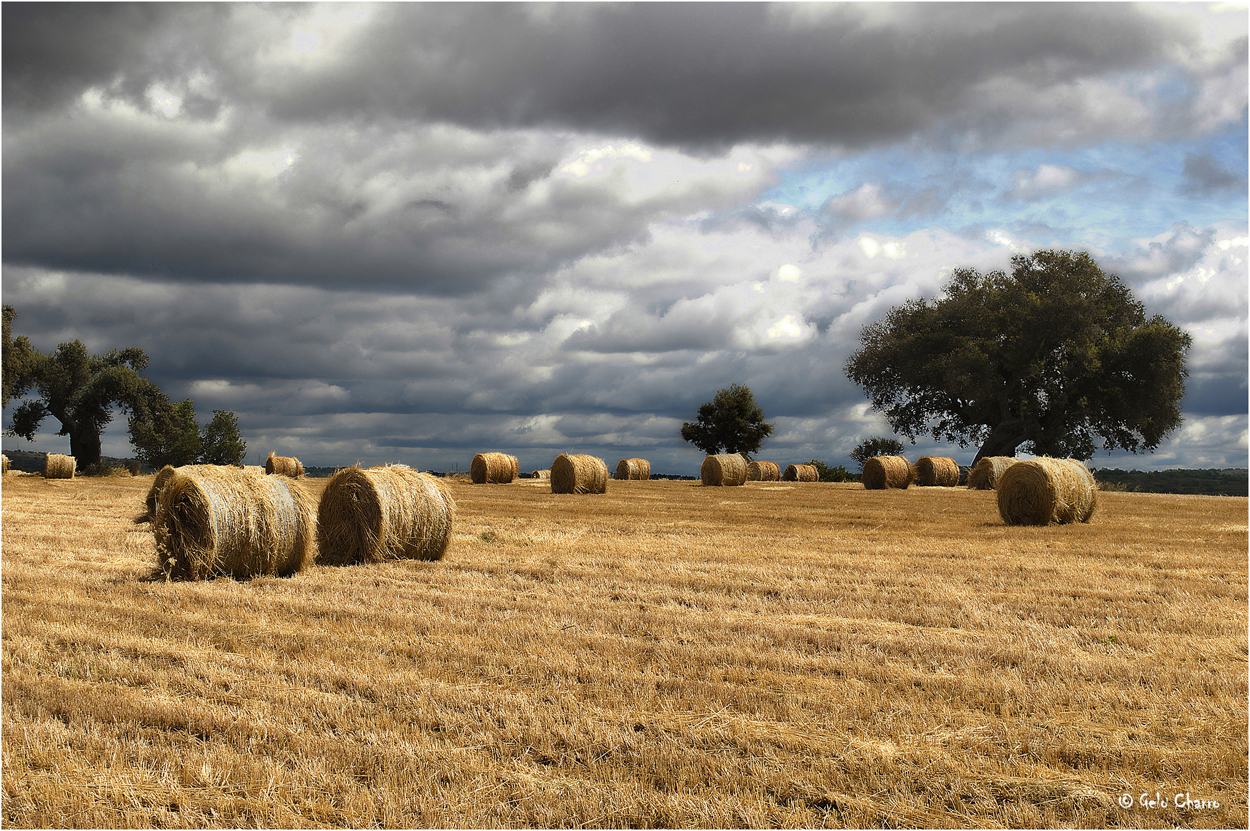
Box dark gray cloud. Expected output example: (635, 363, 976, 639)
(1179, 151, 1246, 197)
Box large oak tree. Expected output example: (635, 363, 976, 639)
(844, 250, 1191, 465)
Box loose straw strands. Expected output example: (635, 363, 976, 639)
(551, 454, 609, 494)
(862, 456, 912, 490)
(265, 452, 305, 479)
(135, 465, 178, 524)
(915, 456, 960, 487)
(997, 457, 1098, 526)
(317, 465, 456, 565)
(782, 464, 819, 482)
(615, 458, 651, 480)
(967, 456, 1018, 490)
(471, 452, 518, 484)
(701, 454, 748, 487)
(746, 461, 780, 482)
(44, 454, 76, 480)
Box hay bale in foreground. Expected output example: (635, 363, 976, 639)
(135, 465, 178, 523)
(471, 452, 518, 484)
(997, 457, 1097, 526)
(551, 454, 609, 494)
(265, 451, 305, 479)
(746, 461, 780, 482)
(615, 458, 651, 480)
(967, 456, 1018, 490)
(701, 454, 748, 487)
(862, 455, 912, 490)
(317, 465, 455, 565)
(153, 465, 316, 580)
(44, 453, 76, 480)
(531, 469, 551, 480)
(782, 463, 819, 482)
(915, 456, 960, 487)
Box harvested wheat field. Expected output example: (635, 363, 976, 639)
(2, 473, 1245, 828)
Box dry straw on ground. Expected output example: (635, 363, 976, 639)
(701, 454, 748, 487)
(782, 463, 819, 482)
(43, 453, 76, 480)
(997, 457, 1098, 525)
(550, 454, 609, 494)
(615, 458, 651, 480)
(265, 451, 305, 479)
(746, 460, 780, 481)
(317, 465, 455, 565)
(968, 456, 1018, 490)
(915, 456, 960, 487)
(152, 465, 316, 580)
(862, 455, 913, 490)
(530, 469, 550, 481)
(135, 465, 178, 524)
(471, 453, 518, 484)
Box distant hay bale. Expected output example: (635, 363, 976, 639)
(615, 458, 651, 480)
(746, 461, 780, 482)
(701, 454, 748, 487)
(531, 469, 550, 480)
(44, 453, 76, 480)
(135, 465, 178, 524)
(862, 455, 912, 490)
(967, 456, 1018, 490)
(1, 454, 8, 475)
(782, 463, 819, 482)
(265, 451, 305, 479)
(471, 452, 518, 484)
(915, 456, 960, 487)
(317, 465, 455, 565)
(997, 457, 1098, 526)
(153, 465, 316, 581)
(551, 454, 609, 494)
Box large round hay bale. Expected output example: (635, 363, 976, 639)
(317, 465, 455, 565)
(135, 465, 178, 524)
(746, 461, 780, 482)
(701, 454, 748, 487)
(471, 452, 518, 484)
(615, 458, 651, 480)
(44, 453, 76, 480)
(152, 465, 316, 580)
(997, 457, 1097, 526)
(915, 456, 960, 487)
(551, 454, 609, 494)
(967, 456, 1018, 490)
(265, 451, 305, 479)
(531, 469, 550, 480)
(862, 455, 912, 490)
(782, 463, 819, 482)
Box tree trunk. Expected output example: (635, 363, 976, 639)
(68, 424, 103, 469)
(971, 418, 1041, 467)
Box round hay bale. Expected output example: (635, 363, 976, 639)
(531, 469, 551, 480)
(915, 456, 960, 487)
(967, 456, 1018, 490)
(862, 455, 912, 490)
(317, 465, 455, 565)
(782, 463, 819, 482)
(265, 451, 305, 479)
(153, 465, 316, 580)
(135, 465, 178, 524)
(1, 454, 8, 475)
(746, 461, 780, 482)
(551, 454, 608, 494)
(700, 454, 748, 487)
(471, 452, 518, 484)
(997, 457, 1097, 526)
(44, 453, 76, 480)
(615, 458, 651, 480)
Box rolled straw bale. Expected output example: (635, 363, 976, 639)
(967, 456, 1018, 490)
(1, 454, 8, 475)
(153, 465, 316, 580)
(471, 452, 518, 484)
(915, 456, 960, 487)
(531, 469, 551, 480)
(700, 454, 748, 487)
(265, 451, 305, 479)
(135, 465, 178, 524)
(746, 461, 780, 482)
(997, 457, 1097, 526)
(44, 453, 76, 480)
(615, 458, 651, 480)
(317, 465, 455, 565)
(782, 463, 819, 482)
(551, 454, 609, 494)
(862, 455, 912, 490)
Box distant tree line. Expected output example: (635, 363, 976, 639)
(1091, 468, 1247, 497)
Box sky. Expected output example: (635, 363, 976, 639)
(2, 1, 1247, 475)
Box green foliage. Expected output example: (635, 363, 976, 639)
(199, 410, 247, 466)
(844, 250, 1192, 463)
(680, 383, 775, 459)
(128, 393, 201, 469)
(2, 305, 36, 411)
(849, 437, 905, 470)
(808, 459, 857, 482)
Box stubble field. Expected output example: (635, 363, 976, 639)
(2, 471, 1246, 828)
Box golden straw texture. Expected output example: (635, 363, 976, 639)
(700, 454, 748, 487)
(153, 465, 316, 581)
(967, 456, 1018, 490)
(862, 456, 912, 490)
(782, 464, 819, 482)
(746, 461, 780, 482)
(615, 458, 651, 480)
(265, 452, 305, 479)
(997, 457, 1098, 526)
(551, 454, 609, 494)
(531, 469, 551, 480)
(135, 465, 178, 524)
(44, 454, 76, 480)
(471, 453, 518, 484)
(1, 454, 8, 475)
(915, 456, 960, 487)
(317, 465, 456, 565)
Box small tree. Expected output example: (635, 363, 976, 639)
(199, 410, 247, 466)
(809, 459, 856, 482)
(680, 383, 774, 459)
(850, 437, 905, 470)
(128, 391, 202, 470)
